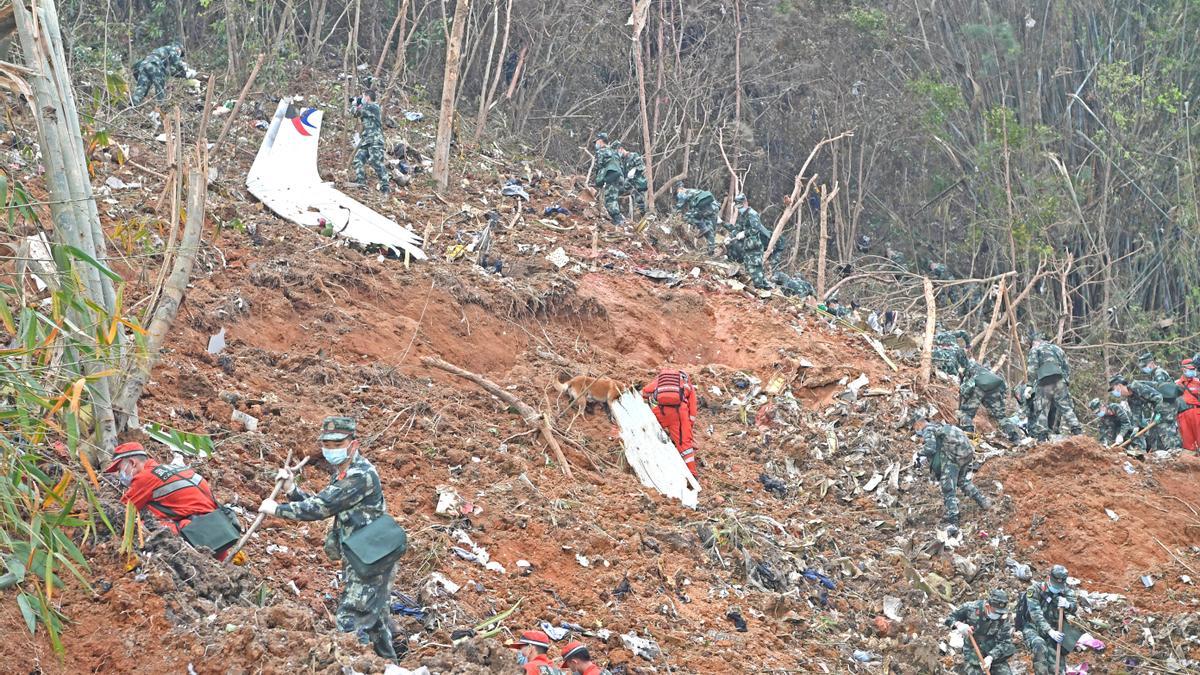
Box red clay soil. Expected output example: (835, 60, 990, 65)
(987, 437, 1200, 603)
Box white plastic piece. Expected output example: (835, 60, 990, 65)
(246, 98, 426, 259)
(611, 390, 701, 508)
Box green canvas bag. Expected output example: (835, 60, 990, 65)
(342, 514, 408, 577)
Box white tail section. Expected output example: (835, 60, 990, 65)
(611, 390, 701, 508)
(246, 98, 427, 259)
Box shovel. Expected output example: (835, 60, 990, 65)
(968, 632, 990, 675)
(1115, 420, 1157, 452)
(1055, 607, 1064, 674)
(225, 451, 310, 562)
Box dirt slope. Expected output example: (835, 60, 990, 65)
(2, 92, 1198, 674)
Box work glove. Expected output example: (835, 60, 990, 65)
(627, 169, 636, 179)
(982, 655, 993, 670)
(276, 467, 295, 494)
(185, 67, 197, 79)
(735, 230, 746, 240)
(1048, 629, 1064, 643)
(1056, 596, 1071, 609)
(258, 498, 279, 516)
(953, 621, 972, 635)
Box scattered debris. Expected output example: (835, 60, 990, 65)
(620, 631, 661, 661)
(207, 328, 226, 355)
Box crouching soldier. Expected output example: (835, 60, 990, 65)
(958, 361, 1022, 442)
(945, 589, 1016, 674)
(1018, 565, 1078, 675)
(258, 416, 407, 659)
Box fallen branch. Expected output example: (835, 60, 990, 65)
(763, 130, 853, 265)
(212, 52, 265, 154)
(861, 334, 898, 372)
(422, 356, 573, 479)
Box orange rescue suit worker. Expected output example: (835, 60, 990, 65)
(1178, 358, 1200, 451)
(104, 441, 219, 537)
(642, 369, 699, 476)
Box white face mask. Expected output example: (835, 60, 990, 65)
(119, 465, 135, 487)
(322, 443, 351, 465)
(986, 611, 1002, 620)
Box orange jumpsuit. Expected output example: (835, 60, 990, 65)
(642, 372, 699, 476)
(1178, 374, 1200, 451)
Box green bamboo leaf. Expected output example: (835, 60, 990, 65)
(17, 593, 38, 634)
(56, 245, 121, 283)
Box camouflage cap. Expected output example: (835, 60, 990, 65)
(1109, 374, 1128, 386)
(319, 416, 357, 442)
(734, 193, 747, 204)
(1087, 397, 1101, 411)
(1051, 562, 1070, 583)
(595, 132, 609, 142)
(986, 589, 1010, 610)
(1137, 352, 1154, 366)
(610, 140, 623, 149)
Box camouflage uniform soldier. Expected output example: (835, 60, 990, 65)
(730, 194, 772, 289)
(945, 589, 1017, 675)
(674, 183, 719, 254)
(932, 330, 971, 379)
(1110, 375, 1171, 452)
(959, 361, 1022, 441)
(1139, 354, 1184, 448)
(917, 421, 990, 526)
(131, 43, 194, 105)
(1019, 565, 1078, 675)
(1088, 398, 1134, 446)
(593, 134, 625, 225)
(351, 91, 390, 193)
(1026, 335, 1083, 439)
(616, 143, 648, 217)
(259, 417, 398, 659)
(772, 270, 814, 299)
(1139, 352, 1172, 384)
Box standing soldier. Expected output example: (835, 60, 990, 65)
(674, 182, 719, 254)
(351, 90, 390, 193)
(915, 420, 990, 526)
(258, 416, 401, 659)
(1019, 565, 1078, 675)
(945, 589, 1017, 675)
(131, 43, 195, 105)
(730, 193, 772, 289)
(1088, 397, 1135, 447)
(615, 143, 648, 218)
(592, 134, 625, 226)
(958, 361, 1022, 442)
(1026, 334, 1083, 439)
(1110, 375, 1166, 452)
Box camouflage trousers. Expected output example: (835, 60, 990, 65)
(959, 386, 1020, 440)
(1022, 626, 1067, 675)
(742, 246, 768, 288)
(958, 649, 1012, 675)
(132, 70, 167, 105)
(685, 213, 717, 253)
(353, 142, 390, 190)
(338, 562, 397, 659)
(939, 461, 986, 522)
(621, 182, 647, 215)
(599, 173, 624, 224)
(1149, 404, 1182, 450)
(1031, 380, 1081, 439)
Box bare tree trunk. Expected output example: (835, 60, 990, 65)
(630, 0, 655, 212)
(762, 131, 852, 267)
(975, 277, 1007, 360)
(213, 53, 264, 153)
(726, 0, 742, 224)
(503, 44, 526, 99)
(13, 0, 119, 455)
(374, 0, 410, 80)
(472, 0, 503, 142)
(343, 0, 362, 75)
(815, 185, 829, 298)
(306, 0, 328, 64)
(434, 0, 470, 189)
(1056, 252, 1074, 342)
(115, 159, 206, 421)
(920, 277, 936, 387)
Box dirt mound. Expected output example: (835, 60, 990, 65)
(988, 437, 1200, 595)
